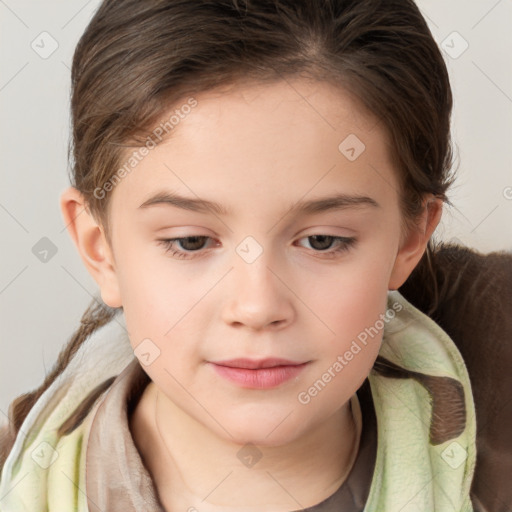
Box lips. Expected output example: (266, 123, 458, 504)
(209, 358, 309, 389)
(213, 358, 305, 369)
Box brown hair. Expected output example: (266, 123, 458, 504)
(2, 0, 457, 462)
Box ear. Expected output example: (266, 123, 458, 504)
(388, 195, 443, 290)
(59, 186, 122, 308)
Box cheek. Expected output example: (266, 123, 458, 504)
(114, 237, 190, 323)
(112, 248, 188, 358)
(299, 282, 388, 417)
(310, 256, 392, 338)
(304, 259, 392, 400)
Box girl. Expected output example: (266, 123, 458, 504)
(1, 0, 511, 510)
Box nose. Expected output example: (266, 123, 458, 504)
(221, 255, 295, 331)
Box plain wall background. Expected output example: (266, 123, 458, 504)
(1, 0, 511, 417)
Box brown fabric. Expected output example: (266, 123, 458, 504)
(85, 359, 377, 512)
(399, 244, 512, 512)
(86, 360, 163, 512)
(300, 378, 377, 512)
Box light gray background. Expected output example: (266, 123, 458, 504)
(1, 0, 511, 417)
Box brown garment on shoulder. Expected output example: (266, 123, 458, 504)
(399, 243, 512, 512)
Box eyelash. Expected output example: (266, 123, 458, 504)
(157, 235, 357, 260)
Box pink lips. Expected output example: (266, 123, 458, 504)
(210, 358, 309, 389)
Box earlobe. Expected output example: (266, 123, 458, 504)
(59, 186, 122, 308)
(388, 196, 443, 290)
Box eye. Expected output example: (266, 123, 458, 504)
(157, 234, 356, 260)
(295, 235, 356, 259)
(157, 236, 214, 259)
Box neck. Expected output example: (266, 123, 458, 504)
(131, 382, 362, 512)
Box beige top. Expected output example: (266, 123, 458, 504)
(85, 358, 377, 511)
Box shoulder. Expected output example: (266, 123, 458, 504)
(410, 244, 512, 382)
(400, 242, 512, 376)
(400, 243, 512, 511)
(0, 375, 118, 479)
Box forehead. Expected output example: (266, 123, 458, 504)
(110, 78, 399, 214)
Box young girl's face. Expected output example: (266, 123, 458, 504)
(100, 78, 428, 446)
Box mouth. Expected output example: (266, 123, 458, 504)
(209, 358, 310, 389)
(213, 358, 306, 369)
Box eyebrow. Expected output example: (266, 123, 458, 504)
(138, 190, 380, 216)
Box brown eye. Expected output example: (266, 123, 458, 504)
(296, 235, 357, 258)
(157, 236, 213, 259)
(173, 236, 209, 251)
(306, 235, 335, 251)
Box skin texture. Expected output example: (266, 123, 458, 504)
(60, 78, 442, 511)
